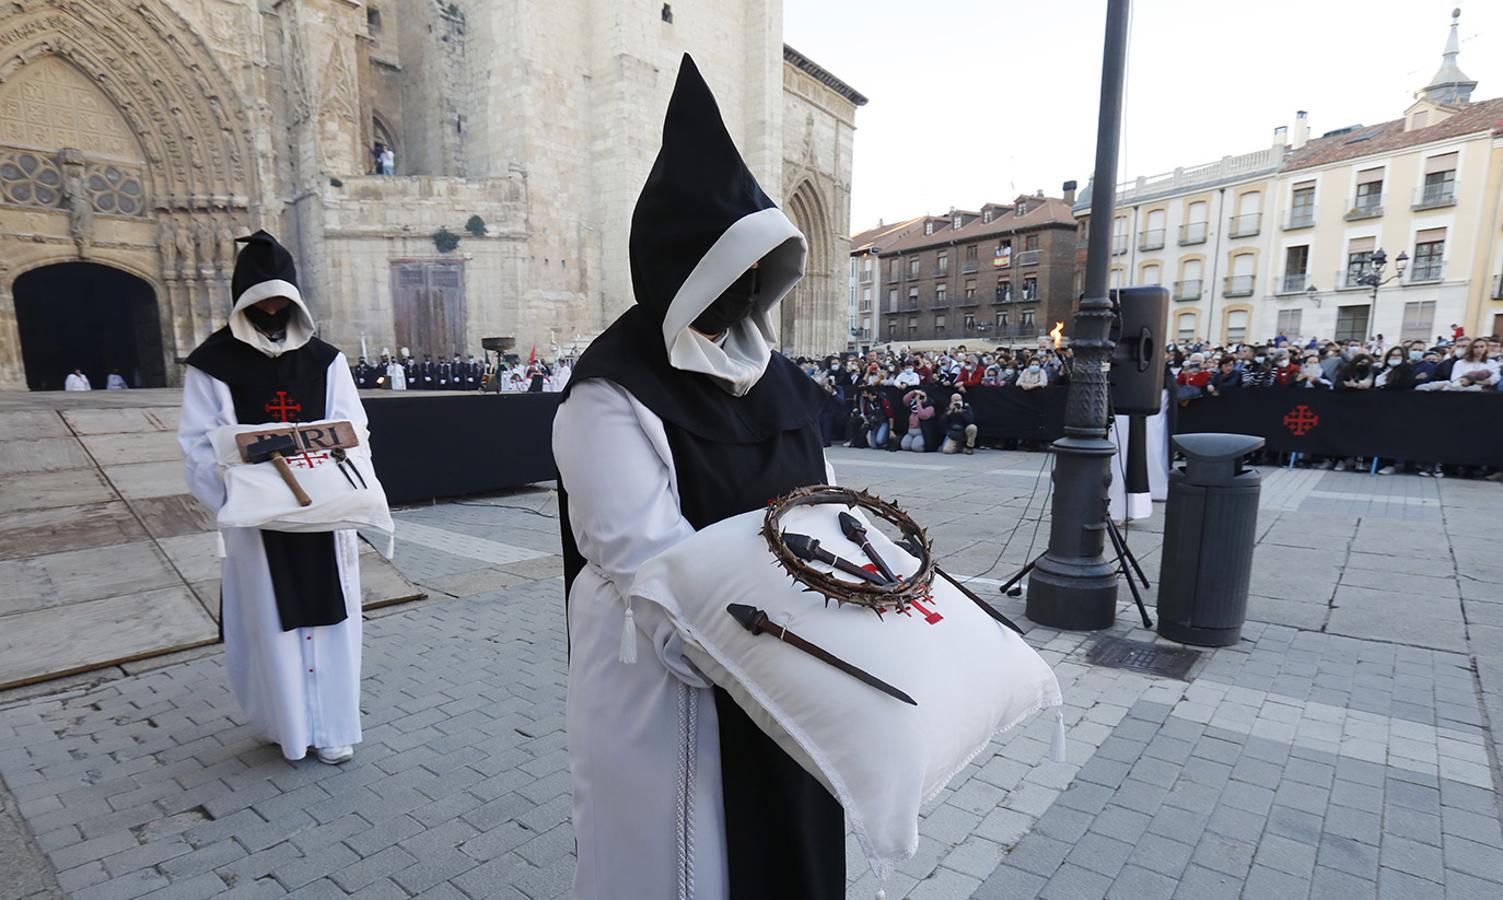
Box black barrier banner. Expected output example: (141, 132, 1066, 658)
(876, 385, 1069, 444)
(364, 393, 561, 503)
(1176, 390, 1503, 467)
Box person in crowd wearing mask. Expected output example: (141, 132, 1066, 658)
(1320, 346, 1345, 383)
(551, 57, 845, 899)
(1240, 350, 1277, 389)
(1270, 352, 1299, 388)
(894, 360, 921, 387)
(1374, 347, 1415, 390)
(354, 356, 373, 388)
(178, 231, 370, 766)
(1337, 352, 1376, 391)
(940, 392, 977, 455)
(900, 388, 935, 451)
(1294, 353, 1331, 389)
(1175, 353, 1211, 400)
(913, 354, 933, 384)
(1449, 338, 1500, 390)
(420, 353, 435, 389)
(817, 374, 845, 448)
(1016, 357, 1048, 391)
(436, 354, 453, 389)
(1208, 357, 1242, 396)
(1411, 348, 1440, 386)
(852, 383, 894, 450)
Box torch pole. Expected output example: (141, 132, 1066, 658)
(1025, 0, 1130, 630)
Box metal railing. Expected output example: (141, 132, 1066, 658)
(1179, 222, 1207, 245)
(1284, 207, 1315, 230)
(936, 264, 949, 277)
(1412, 184, 1456, 210)
(902, 299, 920, 312)
(1408, 259, 1445, 283)
(994, 288, 1013, 304)
(859, 270, 873, 284)
(1138, 229, 1165, 251)
(959, 294, 979, 307)
(1223, 274, 1255, 297)
(1279, 272, 1310, 294)
(1015, 249, 1042, 267)
(1493, 274, 1503, 300)
(887, 269, 900, 283)
(989, 323, 1046, 340)
(858, 300, 872, 312)
(906, 267, 920, 280)
(1343, 194, 1383, 220)
(1173, 279, 1202, 301)
(961, 259, 979, 274)
(1111, 236, 1128, 256)
(932, 293, 950, 307)
(1228, 212, 1261, 238)
(1335, 269, 1369, 291)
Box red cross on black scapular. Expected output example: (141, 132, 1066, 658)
(265, 390, 302, 423)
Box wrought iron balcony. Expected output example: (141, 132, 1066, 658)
(1223, 274, 1255, 297)
(1412, 184, 1456, 210)
(887, 269, 900, 283)
(1111, 236, 1129, 256)
(1016, 249, 1042, 267)
(1138, 229, 1165, 251)
(1178, 222, 1207, 245)
(1284, 207, 1315, 230)
(906, 267, 921, 280)
(1335, 269, 1369, 291)
(1279, 272, 1310, 294)
(961, 259, 979, 274)
(859, 271, 873, 284)
(1228, 213, 1261, 238)
(994, 289, 1013, 304)
(1173, 279, 1203, 301)
(1343, 195, 1383, 221)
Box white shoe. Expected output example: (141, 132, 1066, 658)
(1334, 460, 1347, 472)
(316, 745, 354, 765)
(1417, 469, 1433, 478)
(1433, 468, 1446, 479)
(1377, 465, 1395, 475)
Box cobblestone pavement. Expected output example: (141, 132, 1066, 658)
(1, 447, 1500, 900)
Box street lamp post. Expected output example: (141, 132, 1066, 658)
(1024, 0, 1130, 630)
(1357, 248, 1407, 340)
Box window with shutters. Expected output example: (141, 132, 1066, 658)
(1176, 313, 1196, 341)
(934, 314, 947, 338)
(1276, 309, 1302, 338)
(1140, 263, 1161, 286)
(1350, 169, 1383, 218)
(937, 252, 949, 275)
(1225, 310, 1250, 343)
(1345, 236, 1375, 288)
(1287, 182, 1315, 228)
(391, 261, 467, 359)
(1412, 229, 1445, 282)
(1417, 152, 1457, 208)
(1021, 309, 1036, 329)
(1400, 301, 1436, 343)
(1334, 305, 1370, 342)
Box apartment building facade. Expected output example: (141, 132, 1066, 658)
(1079, 9, 1503, 345)
(864, 184, 1079, 348)
(850, 217, 924, 348)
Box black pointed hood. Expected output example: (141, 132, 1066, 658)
(563, 53, 822, 443)
(226, 230, 316, 356)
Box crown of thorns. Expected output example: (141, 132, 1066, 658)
(761, 485, 934, 614)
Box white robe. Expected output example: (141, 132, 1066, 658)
(64, 372, 91, 390)
(178, 354, 365, 761)
(554, 380, 729, 900)
(1108, 389, 1171, 522)
(387, 361, 407, 390)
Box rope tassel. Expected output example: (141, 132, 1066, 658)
(1051, 709, 1067, 763)
(618, 601, 638, 664)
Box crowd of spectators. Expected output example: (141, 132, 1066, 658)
(801, 329, 1501, 478)
(352, 349, 572, 393)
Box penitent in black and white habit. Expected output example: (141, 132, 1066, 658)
(177, 231, 366, 765)
(553, 55, 843, 900)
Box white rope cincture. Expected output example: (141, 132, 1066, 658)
(1051, 709, 1067, 763)
(675, 685, 693, 900)
(618, 600, 638, 664)
(215, 530, 227, 559)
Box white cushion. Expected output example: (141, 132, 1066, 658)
(629, 504, 1062, 880)
(208, 420, 394, 549)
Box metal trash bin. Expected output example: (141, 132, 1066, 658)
(1156, 433, 1264, 647)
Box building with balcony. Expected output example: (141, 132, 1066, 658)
(863, 183, 1080, 347)
(850, 216, 924, 349)
(1075, 9, 1503, 345)
(1261, 9, 1503, 344)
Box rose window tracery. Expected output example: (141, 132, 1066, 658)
(86, 164, 146, 216)
(0, 152, 64, 209)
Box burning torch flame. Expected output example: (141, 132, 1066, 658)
(1050, 322, 1064, 348)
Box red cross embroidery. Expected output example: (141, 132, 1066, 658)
(265, 390, 302, 423)
(288, 449, 330, 469)
(1283, 404, 1319, 436)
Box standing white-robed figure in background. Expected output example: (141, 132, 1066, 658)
(177, 230, 366, 765)
(64, 368, 91, 390)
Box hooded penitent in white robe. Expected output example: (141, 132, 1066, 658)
(177, 232, 365, 761)
(554, 54, 839, 900)
(386, 360, 407, 390)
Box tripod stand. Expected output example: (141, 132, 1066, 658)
(998, 517, 1153, 628)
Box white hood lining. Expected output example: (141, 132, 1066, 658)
(229, 279, 316, 357)
(660, 207, 806, 396)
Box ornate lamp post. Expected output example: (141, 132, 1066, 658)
(1024, 0, 1131, 630)
(1356, 248, 1407, 340)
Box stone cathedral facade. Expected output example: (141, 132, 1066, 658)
(0, 0, 863, 390)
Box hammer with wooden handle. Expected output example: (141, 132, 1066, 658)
(243, 433, 312, 507)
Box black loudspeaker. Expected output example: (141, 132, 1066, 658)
(1109, 286, 1168, 415)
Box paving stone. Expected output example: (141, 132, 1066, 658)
(1126, 833, 1194, 878)
(1105, 863, 1177, 900)
(1064, 831, 1134, 879)
(972, 865, 1046, 900)
(1038, 862, 1113, 900)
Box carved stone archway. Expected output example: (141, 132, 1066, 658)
(0, 0, 259, 389)
(783, 180, 834, 357)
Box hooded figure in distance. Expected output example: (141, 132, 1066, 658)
(177, 231, 367, 765)
(553, 55, 840, 900)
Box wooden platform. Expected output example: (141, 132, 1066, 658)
(0, 390, 424, 689)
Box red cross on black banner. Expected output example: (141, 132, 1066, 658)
(265, 390, 302, 423)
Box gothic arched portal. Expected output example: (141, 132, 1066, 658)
(783, 181, 834, 357)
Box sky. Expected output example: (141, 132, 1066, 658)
(783, 0, 1503, 233)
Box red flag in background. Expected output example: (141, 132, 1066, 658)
(528, 345, 537, 365)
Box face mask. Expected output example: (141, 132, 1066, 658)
(692, 266, 761, 335)
(1254, 356, 1266, 365)
(1028, 364, 1040, 373)
(1409, 351, 1422, 361)
(1278, 359, 1289, 367)
(1388, 357, 1403, 367)
(1455, 349, 1468, 358)
(243, 303, 292, 335)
